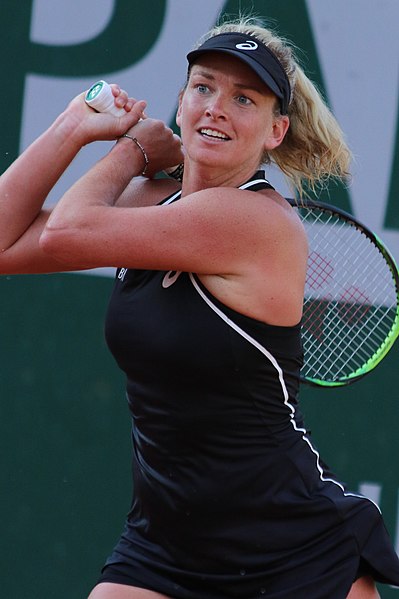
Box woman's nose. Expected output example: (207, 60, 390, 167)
(205, 94, 227, 119)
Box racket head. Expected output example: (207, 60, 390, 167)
(287, 198, 399, 387)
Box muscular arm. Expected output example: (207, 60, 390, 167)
(0, 88, 182, 274)
(0, 114, 82, 251)
(41, 151, 307, 324)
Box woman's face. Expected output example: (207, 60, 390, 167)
(177, 52, 289, 177)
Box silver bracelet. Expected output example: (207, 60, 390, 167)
(119, 134, 149, 176)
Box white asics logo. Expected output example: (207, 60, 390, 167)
(235, 40, 258, 51)
(162, 270, 182, 288)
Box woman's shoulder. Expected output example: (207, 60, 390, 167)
(200, 185, 306, 241)
(255, 187, 307, 244)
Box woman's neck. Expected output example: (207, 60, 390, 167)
(181, 162, 261, 197)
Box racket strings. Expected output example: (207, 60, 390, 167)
(304, 307, 393, 378)
(302, 285, 397, 378)
(298, 207, 399, 382)
(303, 301, 397, 379)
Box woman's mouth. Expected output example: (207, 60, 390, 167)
(199, 128, 230, 141)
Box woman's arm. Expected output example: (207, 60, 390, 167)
(0, 87, 148, 274)
(41, 166, 307, 324)
(41, 137, 304, 273)
(0, 112, 83, 251)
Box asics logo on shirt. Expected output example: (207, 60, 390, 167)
(162, 270, 182, 288)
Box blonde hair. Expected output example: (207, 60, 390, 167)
(192, 17, 352, 196)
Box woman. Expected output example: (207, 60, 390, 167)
(1, 17, 399, 599)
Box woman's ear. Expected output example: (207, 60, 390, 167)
(265, 115, 290, 151)
(176, 90, 185, 128)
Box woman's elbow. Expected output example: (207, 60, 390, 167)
(39, 225, 74, 263)
(39, 224, 98, 270)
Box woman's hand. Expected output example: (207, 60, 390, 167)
(63, 82, 184, 177)
(122, 118, 184, 178)
(63, 84, 148, 147)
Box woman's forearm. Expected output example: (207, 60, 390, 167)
(0, 89, 147, 252)
(45, 136, 146, 230)
(0, 111, 83, 250)
(43, 116, 183, 236)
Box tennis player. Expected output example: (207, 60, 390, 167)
(1, 16, 399, 599)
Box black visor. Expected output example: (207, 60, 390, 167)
(187, 32, 291, 115)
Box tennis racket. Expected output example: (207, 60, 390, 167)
(287, 198, 399, 387)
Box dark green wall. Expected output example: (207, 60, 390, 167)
(1, 274, 131, 597)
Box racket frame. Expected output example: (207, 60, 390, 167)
(286, 197, 399, 387)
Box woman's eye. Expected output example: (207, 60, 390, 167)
(237, 95, 252, 106)
(196, 84, 209, 94)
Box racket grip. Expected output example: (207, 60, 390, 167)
(85, 80, 126, 117)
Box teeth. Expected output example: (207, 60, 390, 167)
(200, 128, 229, 140)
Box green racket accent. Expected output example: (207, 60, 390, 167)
(86, 81, 104, 101)
(287, 198, 399, 387)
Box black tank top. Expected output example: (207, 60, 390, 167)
(102, 173, 399, 598)
(104, 171, 309, 582)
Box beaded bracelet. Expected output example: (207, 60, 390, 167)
(119, 133, 149, 176)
